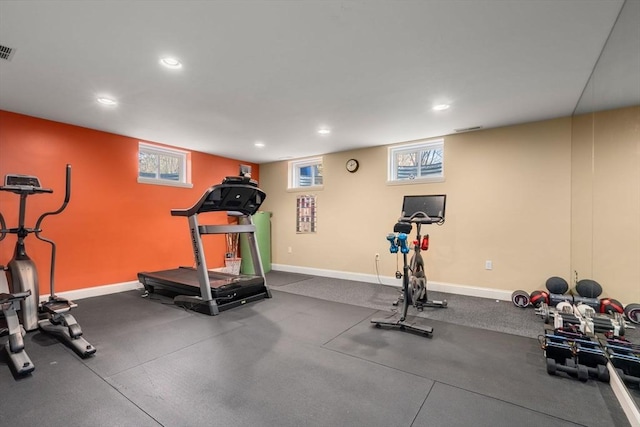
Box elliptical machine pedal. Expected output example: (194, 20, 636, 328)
(38, 309, 96, 358)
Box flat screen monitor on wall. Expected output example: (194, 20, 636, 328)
(401, 194, 446, 220)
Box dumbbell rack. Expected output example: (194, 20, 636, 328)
(536, 301, 628, 337)
(541, 326, 610, 382)
(537, 302, 640, 385)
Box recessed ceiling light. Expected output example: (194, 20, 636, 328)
(433, 104, 450, 111)
(96, 97, 117, 106)
(160, 57, 182, 69)
(254, 142, 265, 148)
(317, 127, 331, 135)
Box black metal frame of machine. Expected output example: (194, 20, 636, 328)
(371, 194, 446, 337)
(138, 176, 271, 315)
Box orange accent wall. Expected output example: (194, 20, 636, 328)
(0, 110, 260, 293)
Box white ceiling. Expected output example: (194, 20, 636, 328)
(0, 0, 633, 164)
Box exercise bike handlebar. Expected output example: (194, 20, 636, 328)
(399, 211, 444, 225)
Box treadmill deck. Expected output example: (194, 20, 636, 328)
(138, 267, 267, 299)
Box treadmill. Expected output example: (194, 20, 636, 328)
(138, 176, 272, 315)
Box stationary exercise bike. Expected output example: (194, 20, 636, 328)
(395, 212, 448, 310)
(0, 165, 95, 374)
(371, 194, 447, 336)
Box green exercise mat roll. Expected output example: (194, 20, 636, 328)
(240, 211, 272, 274)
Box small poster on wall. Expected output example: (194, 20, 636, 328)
(296, 195, 317, 233)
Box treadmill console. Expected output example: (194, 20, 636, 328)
(221, 176, 258, 187)
(171, 176, 266, 217)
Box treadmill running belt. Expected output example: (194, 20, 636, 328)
(139, 267, 264, 291)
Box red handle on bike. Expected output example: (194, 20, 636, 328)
(421, 235, 429, 251)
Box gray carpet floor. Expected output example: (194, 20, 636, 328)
(266, 271, 640, 342)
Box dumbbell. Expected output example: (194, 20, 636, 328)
(608, 346, 640, 386)
(544, 335, 610, 382)
(614, 368, 640, 387)
(546, 357, 589, 382)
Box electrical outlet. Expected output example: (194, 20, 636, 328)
(485, 260, 493, 270)
(375, 253, 380, 261)
(287, 246, 292, 254)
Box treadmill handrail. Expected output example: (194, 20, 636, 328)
(198, 224, 256, 235)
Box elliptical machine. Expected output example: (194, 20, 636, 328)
(0, 164, 95, 372)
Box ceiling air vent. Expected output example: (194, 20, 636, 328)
(454, 126, 483, 133)
(0, 45, 16, 61)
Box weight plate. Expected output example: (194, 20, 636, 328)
(511, 290, 530, 308)
(624, 303, 640, 324)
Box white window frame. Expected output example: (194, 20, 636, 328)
(138, 142, 193, 188)
(288, 156, 323, 190)
(387, 139, 444, 185)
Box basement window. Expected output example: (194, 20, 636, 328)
(138, 142, 193, 188)
(288, 157, 323, 190)
(388, 139, 444, 184)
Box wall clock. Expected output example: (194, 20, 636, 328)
(346, 158, 359, 173)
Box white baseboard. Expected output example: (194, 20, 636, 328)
(38, 268, 511, 304)
(39, 280, 143, 303)
(271, 264, 513, 301)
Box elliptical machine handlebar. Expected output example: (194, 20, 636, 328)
(0, 212, 6, 243)
(34, 164, 72, 298)
(35, 164, 71, 231)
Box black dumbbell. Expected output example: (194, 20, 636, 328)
(546, 357, 589, 382)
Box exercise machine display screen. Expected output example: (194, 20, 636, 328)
(401, 194, 446, 220)
(4, 174, 41, 188)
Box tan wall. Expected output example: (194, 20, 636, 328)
(260, 117, 573, 295)
(572, 106, 640, 304)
